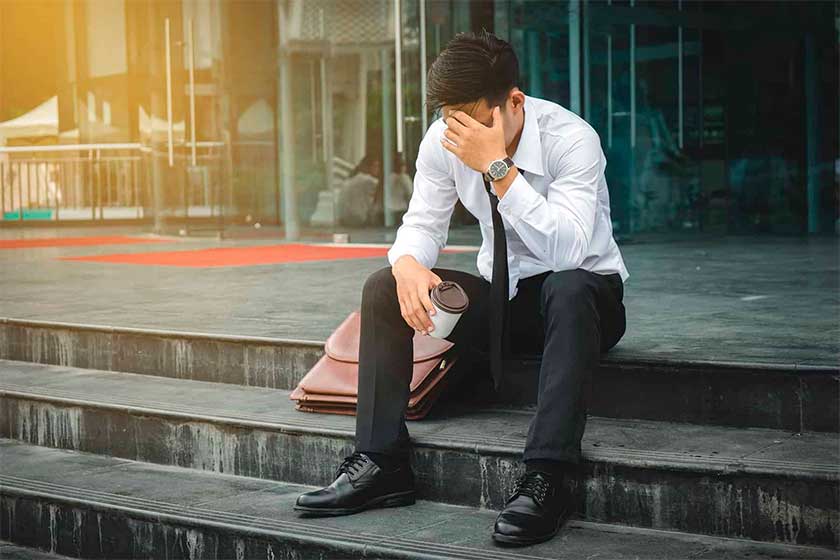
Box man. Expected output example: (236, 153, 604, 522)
(337, 154, 382, 226)
(295, 30, 629, 547)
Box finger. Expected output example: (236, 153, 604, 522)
(411, 293, 431, 333)
(398, 290, 421, 331)
(492, 106, 502, 128)
(401, 287, 422, 331)
(451, 110, 480, 128)
(406, 303, 427, 333)
(442, 127, 460, 145)
(396, 292, 413, 329)
(419, 286, 436, 320)
(427, 275, 442, 316)
(428, 271, 444, 312)
(411, 293, 433, 332)
(445, 115, 469, 134)
(440, 136, 459, 155)
(408, 289, 433, 331)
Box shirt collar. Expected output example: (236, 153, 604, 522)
(510, 95, 544, 177)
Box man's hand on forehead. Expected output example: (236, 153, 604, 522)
(440, 104, 507, 174)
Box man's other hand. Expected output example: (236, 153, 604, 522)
(391, 255, 442, 335)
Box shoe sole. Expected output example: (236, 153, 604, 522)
(293, 490, 416, 517)
(491, 528, 559, 546)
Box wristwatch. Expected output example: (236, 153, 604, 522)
(483, 156, 515, 183)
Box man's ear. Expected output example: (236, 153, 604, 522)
(510, 90, 525, 111)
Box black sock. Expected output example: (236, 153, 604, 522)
(524, 459, 567, 482)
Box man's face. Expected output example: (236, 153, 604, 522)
(441, 92, 521, 148)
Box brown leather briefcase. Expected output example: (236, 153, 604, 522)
(289, 310, 458, 419)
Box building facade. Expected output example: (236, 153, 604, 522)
(0, 0, 837, 237)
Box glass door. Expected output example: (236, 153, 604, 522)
(129, 0, 232, 234)
(585, 1, 837, 236)
(585, 0, 702, 237)
(276, 0, 396, 239)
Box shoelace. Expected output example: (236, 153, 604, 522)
(512, 471, 552, 506)
(335, 451, 369, 479)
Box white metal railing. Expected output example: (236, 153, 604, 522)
(0, 143, 224, 222)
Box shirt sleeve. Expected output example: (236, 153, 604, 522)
(387, 124, 459, 269)
(496, 129, 602, 271)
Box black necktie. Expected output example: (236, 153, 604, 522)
(483, 170, 516, 393)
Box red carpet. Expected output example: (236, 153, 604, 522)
(61, 243, 394, 267)
(0, 236, 172, 250)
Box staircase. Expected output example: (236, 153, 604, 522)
(1, 317, 837, 559)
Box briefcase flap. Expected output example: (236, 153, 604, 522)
(324, 310, 454, 363)
(297, 350, 455, 397)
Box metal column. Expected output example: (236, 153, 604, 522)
(569, 0, 581, 115)
(381, 47, 394, 228)
(278, 4, 298, 240)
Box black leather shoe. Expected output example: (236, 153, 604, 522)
(492, 471, 571, 546)
(294, 451, 415, 516)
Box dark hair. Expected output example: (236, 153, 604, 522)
(426, 29, 519, 115)
(351, 153, 380, 177)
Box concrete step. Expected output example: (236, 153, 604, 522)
(1, 359, 837, 547)
(0, 540, 76, 560)
(1, 439, 835, 560)
(2, 318, 837, 432)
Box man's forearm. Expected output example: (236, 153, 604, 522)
(494, 169, 597, 271)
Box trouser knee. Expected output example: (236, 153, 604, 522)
(362, 266, 399, 311)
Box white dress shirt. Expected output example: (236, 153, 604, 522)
(387, 94, 629, 300)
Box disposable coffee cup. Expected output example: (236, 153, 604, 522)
(428, 281, 469, 339)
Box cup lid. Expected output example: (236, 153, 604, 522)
(431, 281, 469, 313)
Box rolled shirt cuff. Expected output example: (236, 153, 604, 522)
(387, 227, 441, 270)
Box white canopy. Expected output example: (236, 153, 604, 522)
(237, 98, 274, 139)
(0, 96, 58, 142)
(0, 96, 124, 144)
(138, 105, 185, 142)
(1, 97, 266, 145)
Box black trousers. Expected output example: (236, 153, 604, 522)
(354, 266, 626, 465)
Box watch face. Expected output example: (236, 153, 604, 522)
(489, 160, 509, 179)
